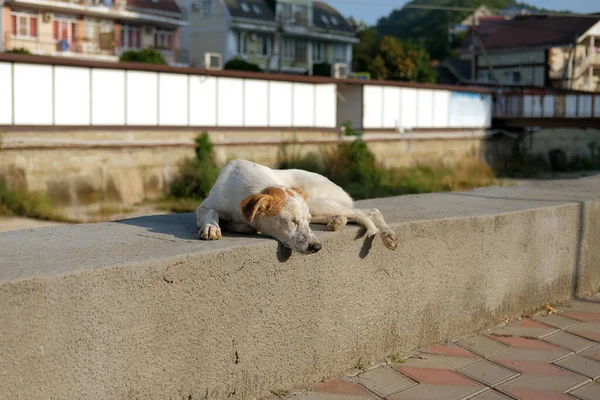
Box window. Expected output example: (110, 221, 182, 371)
(510, 71, 521, 84)
(122, 25, 141, 49)
(312, 42, 324, 62)
(333, 43, 345, 62)
(154, 28, 173, 50)
(53, 19, 77, 43)
(259, 35, 271, 57)
(237, 31, 247, 55)
(10, 11, 38, 39)
(282, 38, 295, 60)
(320, 15, 329, 25)
(240, 2, 250, 12)
(479, 70, 491, 83)
(281, 4, 293, 20)
(295, 40, 307, 62)
(252, 4, 261, 14)
(330, 16, 338, 25)
(201, 0, 212, 17)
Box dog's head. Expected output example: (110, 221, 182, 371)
(240, 186, 321, 255)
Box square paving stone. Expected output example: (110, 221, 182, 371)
(458, 335, 511, 358)
(458, 360, 519, 387)
(399, 354, 477, 370)
(490, 335, 565, 351)
(423, 344, 479, 359)
(580, 344, 600, 361)
(395, 367, 480, 387)
(569, 382, 600, 400)
(311, 379, 377, 398)
(568, 322, 600, 342)
(555, 355, 600, 379)
(493, 360, 576, 376)
(292, 393, 378, 400)
(544, 332, 596, 353)
(488, 320, 558, 339)
(355, 366, 415, 397)
(469, 389, 516, 400)
(492, 348, 572, 363)
(561, 311, 600, 323)
(499, 388, 577, 400)
(498, 374, 589, 392)
(533, 314, 581, 330)
(558, 300, 600, 313)
(388, 384, 484, 400)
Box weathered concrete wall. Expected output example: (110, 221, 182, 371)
(0, 129, 487, 206)
(1, 175, 599, 400)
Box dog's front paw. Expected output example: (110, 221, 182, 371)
(381, 230, 398, 251)
(198, 224, 222, 240)
(327, 215, 348, 231)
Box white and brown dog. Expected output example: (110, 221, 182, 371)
(196, 159, 398, 257)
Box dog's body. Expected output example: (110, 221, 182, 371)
(196, 159, 398, 255)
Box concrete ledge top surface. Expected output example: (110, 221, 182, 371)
(1, 174, 599, 283)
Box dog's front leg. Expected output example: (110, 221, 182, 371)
(196, 205, 222, 240)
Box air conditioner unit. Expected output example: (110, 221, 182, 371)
(333, 63, 349, 79)
(42, 12, 53, 23)
(205, 52, 223, 70)
(144, 25, 153, 35)
(249, 33, 258, 42)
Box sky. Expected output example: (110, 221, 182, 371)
(323, 0, 600, 26)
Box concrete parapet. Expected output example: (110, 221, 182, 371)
(1, 175, 599, 399)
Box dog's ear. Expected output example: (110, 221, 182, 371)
(290, 187, 308, 201)
(240, 193, 271, 222)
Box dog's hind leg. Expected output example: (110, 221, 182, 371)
(308, 199, 378, 238)
(357, 208, 399, 251)
(196, 204, 222, 240)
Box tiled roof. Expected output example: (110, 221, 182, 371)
(312, 1, 353, 34)
(127, 0, 182, 15)
(468, 16, 600, 50)
(223, 0, 276, 22)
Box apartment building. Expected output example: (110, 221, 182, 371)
(1, 0, 187, 63)
(180, 0, 358, 74)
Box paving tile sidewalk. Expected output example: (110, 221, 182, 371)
(270, 294, 600, 400)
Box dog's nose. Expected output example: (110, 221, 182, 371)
(309, 243, 322, 253)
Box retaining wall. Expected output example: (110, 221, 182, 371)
(1, 175, 599, 399)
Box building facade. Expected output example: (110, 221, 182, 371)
(180, 0, 357, 74)
(1, 0, 187, 64)
(461, 15, 600, 92)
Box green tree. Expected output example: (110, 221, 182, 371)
(367, 36, 437, 83)
(223, 57, 262, 72)
(375, 0, 524, 61)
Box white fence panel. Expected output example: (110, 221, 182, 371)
(292, 83, 315, 127)
(578, 95, 593, 118)
(432, 90, 450, 128)
(127, 71, 158, 125)
(0, 63, 12, 124)
(268, 81, 293, 127)
(244, 80, 268, 127)
(92, 69, 125, 125)
(416, 89, 433, 128)
(159, 73, 188, 126)
(523, 95, 533, 117)
(449, 91, 490, 127)
(217, 78, 243, 127)
(189, 76, 217, 126)
(13, 64, 53, 125)
(543, 95, 555, 118)
(382, 87, 400, 129)
(399, 88, 417, 130)
(566, 95, 577, 117)
(363, 85, 383, 129)
(314, 84, 336, 128)
(55, 66, 90, 125)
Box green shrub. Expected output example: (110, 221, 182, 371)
(0, 178, 71, 221)
(6, 47, 31, 54)
(310, 62, 332, 77)
(224, 57, 262, 72)
(119, 48, 167, 65)
(168, 132, 220, 199)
